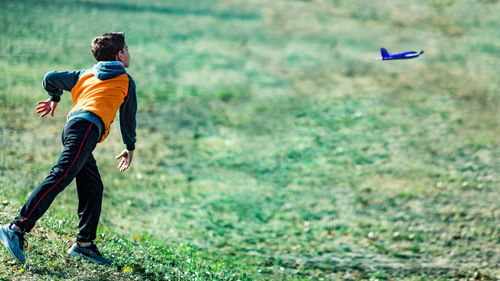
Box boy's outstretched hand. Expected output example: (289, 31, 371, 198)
(116, 149, 133, 172)
(36, 98, 58, 117)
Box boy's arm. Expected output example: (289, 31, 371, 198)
(42, 70, 84, 102)
(115, 75, 137, 172)
(36, 70, 83, 117)
(119, 75, 137, 151)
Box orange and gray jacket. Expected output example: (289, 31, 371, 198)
(43, 61, 136, 150)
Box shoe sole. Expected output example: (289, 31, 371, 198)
(0, 226, 25, 264)
(68, 248, 109, 265)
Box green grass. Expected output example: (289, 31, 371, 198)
(1, 0, 499, 280)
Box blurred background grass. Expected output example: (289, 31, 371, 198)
(1, 0, 499, 280)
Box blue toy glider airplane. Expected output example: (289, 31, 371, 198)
(375, 48, 424, 60)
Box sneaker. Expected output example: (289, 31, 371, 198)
(0, 223, 26, 264)
(67, 242, 110, 265)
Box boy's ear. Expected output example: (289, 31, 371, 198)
(115, 51, 123, 61)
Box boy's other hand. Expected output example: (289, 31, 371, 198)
(115, 149, 133, 172)
(36, 98, 58, 117)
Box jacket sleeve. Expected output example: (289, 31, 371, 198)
(42, 70, 84, 102)
(119, 75, 137, 151)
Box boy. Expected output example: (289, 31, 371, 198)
(0, 32, 137, 265)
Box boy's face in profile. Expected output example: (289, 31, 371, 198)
(117, 44, 130, 68)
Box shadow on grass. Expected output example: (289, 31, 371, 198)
(29, 0, 260, 21)
(27, 264, 143, 281)
(294, 259, 494, 280)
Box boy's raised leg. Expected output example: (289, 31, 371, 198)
(12, 120, 99, 233)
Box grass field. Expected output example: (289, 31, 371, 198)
(1, 0, 499, 280)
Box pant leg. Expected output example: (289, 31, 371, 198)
(13, 119, 100, 232)
(75, 153, 103, 242)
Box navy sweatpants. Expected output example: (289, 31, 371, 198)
(13, 118, 103, 242)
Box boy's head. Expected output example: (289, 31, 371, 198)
(91, 32, 130, 67)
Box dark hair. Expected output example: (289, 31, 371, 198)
(91, 32, 125, 61)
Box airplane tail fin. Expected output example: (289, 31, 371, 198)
(380, 48, 390, 58)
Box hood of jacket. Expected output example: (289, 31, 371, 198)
(92, 61, 127, 80)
